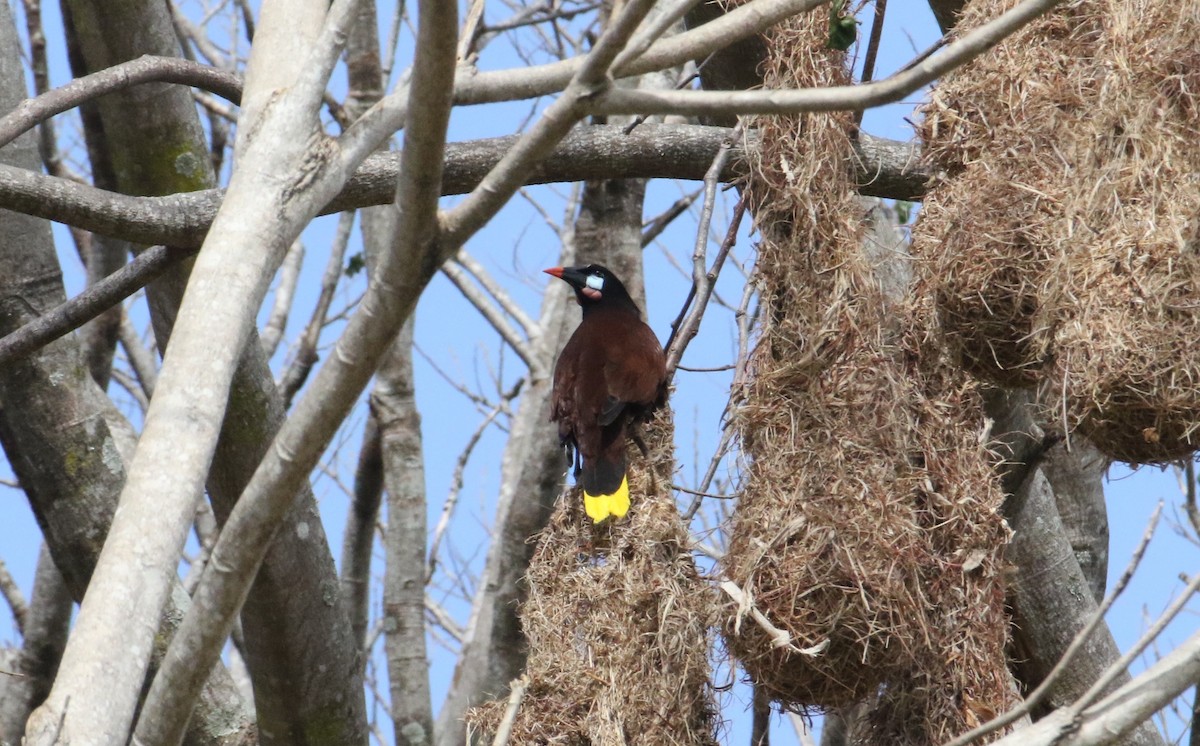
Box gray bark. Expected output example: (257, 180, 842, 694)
(990, 392, 1162, 746)
(61, 1, 129, 390)
(0, 545, 70, 742)
(1040, 439, 1109, 604)
(61, 2, 367, 742)
(340, 5, 436, 741)
(340, 0, 387, 666)
(0, 5, 253, 743)
(343, 414, 382, 653)
(376, 319, 433, 746)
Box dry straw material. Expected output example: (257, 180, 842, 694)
(1037, 0, 1200, 463)
(917, 0, 1200, 463)
(725, 4, 1013, 742)
(466, 413, 719, 746)
(914, 0, 1107, 386)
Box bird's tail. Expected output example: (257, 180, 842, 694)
(580, 450, 629, 523)
(583, 476, 630, 523)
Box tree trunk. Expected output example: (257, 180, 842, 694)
(60, 2, 368, 742)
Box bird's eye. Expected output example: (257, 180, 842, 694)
(585, 274, 605, 291)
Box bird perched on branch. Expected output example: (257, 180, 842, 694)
(545, 264, 668, 523)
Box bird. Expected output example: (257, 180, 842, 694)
(545, 264, 667, 523)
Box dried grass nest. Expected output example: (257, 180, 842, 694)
(914, 0, 1107, 387)
(466, 415, 719, 746)
(1035, 0, 1200, 463)
(726, 296, 1014, 733)
(917, 0, 1200, 463)
(722, 3, 1015, 740)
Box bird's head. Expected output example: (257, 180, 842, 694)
(543, 264, 635, 310)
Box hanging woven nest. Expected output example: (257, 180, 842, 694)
(1036, 0, 1200, 463)
(913, 0, 1107, 386)
(722, 4, 1015, 740)
(466, 413, 719, 746)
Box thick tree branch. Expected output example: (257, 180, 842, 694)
(0, 126, 925, 255)
(0, 55, 241, 150)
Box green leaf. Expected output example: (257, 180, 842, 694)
(345, 253, 366, 277)
(828, 0, 858, 51)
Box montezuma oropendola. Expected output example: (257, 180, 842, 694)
(545, 264, 668, 523)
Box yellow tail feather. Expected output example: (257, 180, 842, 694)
(583, 475, 631, 523)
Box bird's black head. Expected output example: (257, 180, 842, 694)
(544, 264, 637, 313)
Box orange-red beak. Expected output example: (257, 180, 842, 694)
(543, 267, 564, 278)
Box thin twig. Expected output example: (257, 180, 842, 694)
(664, 119, 746, 374)
(278, 211, 355, 407)
(441, 262, 543, 375)
(641, 187, 702, 247)
(1185, 460, 1200, 539)
(453, 252, 540, 339)
(672, 483, 734, 499)
(666, 196, 747, 377)
(425, 596, 465, 643)
(1070, 570, 1200, 716)
(261, 239, 305, 359)
(118, 312, 158, 400)
(427, 399, 511, 581)
(683, 421, 738, 521)
(491, 676, 530, 746)
(854, 0, 887, 128)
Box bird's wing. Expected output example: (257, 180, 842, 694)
(602, 324, 666, 409)
(550, 336, 581, 441)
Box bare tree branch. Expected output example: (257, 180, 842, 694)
(946, 504, 1163, 746)
(441, 260, 543, 375)
(0, 558, 27, 635)
(663, 120, 745, 376)
(592, 0, 1065, 116)
(118, 312, 157, 399)
(452, 252, 541, 342)
(992, 628, 1200, 746)
(341, 0, 824, 161)
(0, 545, 71, 742)
(0, 244, 183, 365)
(0, 125, 925, 255)
(0, 55, 242, 150)
(277, 210, 355, 406)
(260, 239, 304, 359)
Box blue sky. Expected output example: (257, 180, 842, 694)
(0, 1, 1197, 744)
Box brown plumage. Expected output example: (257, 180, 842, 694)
(545, 264, 667, 522)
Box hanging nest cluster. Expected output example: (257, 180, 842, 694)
(724, 6, 1014, 742)
(915, 0, 1200, 463)
(466, 411, 719, 746)
(914, 0, 1107, 386)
